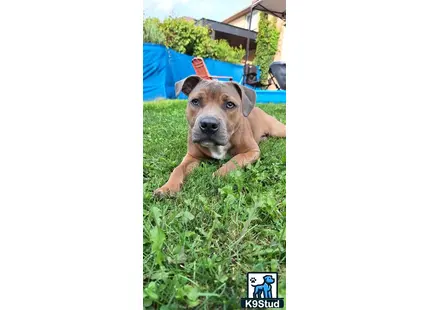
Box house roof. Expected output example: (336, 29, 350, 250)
(223, 0, 286, 24)
(223, 7, 251, 24)
(196, 18, 257, 40)
(180, 16, 196, 22)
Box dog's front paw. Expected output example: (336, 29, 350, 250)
(153, 182, 181, 197)
(213, 166, 229, 177)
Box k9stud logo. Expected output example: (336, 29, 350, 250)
(240, 272, 284, 308)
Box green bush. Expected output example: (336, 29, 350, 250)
(143, 17, 245, 64)
(212, 39, 246, 64)
(143, 17, 165, 45)
(161, 17, 210, 55)
(254, 14, 280, 82)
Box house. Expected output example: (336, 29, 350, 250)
(223, 3, 286, 62)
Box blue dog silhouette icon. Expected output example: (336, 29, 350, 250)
(251, 274, 275, 298)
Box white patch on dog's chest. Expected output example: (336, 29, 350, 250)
(207, 143, 231, 160)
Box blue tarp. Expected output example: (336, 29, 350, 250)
(143, 43, 286, 103)
(255, 90, 287, 103)
(142, 44, 170, 100)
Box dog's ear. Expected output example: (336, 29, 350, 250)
(230, 82, 256, 117)
(175, 75, 202, 97)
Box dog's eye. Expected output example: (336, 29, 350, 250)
(190, 98, 199, 106)
(225, 101, 236, 109)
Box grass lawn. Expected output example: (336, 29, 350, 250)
(143, 100, 286, 309)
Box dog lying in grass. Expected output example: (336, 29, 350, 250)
(154, 75, 286, 196)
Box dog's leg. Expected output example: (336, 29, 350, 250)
(154, 153, 200, 196)
(268, 116, 286, 138)
(261, 113, 286, 138)
(213, 150, 260, 177)
(254, 288, 261, 298)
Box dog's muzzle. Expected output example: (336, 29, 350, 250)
(192, 115, 228, 146)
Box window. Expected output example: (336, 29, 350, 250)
(246, 11, 259, 30)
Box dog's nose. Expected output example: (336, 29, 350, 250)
(199, 117, 219, 134)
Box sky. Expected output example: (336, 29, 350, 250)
(143, 0, 252, 22)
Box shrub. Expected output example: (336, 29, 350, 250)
(144, 17, 245, 64)
(160, 17, 210, 55)
(143, 17, 165, 45)
(254, 13, 280, 81)
(212, 39, 246, 64)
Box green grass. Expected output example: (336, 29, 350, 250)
(143, 100, 286, 309)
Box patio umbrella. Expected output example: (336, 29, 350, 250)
(251, 0, 286, 21)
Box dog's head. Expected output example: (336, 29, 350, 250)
(263, 275, 275, 284)
(175, 75, 256, 147)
